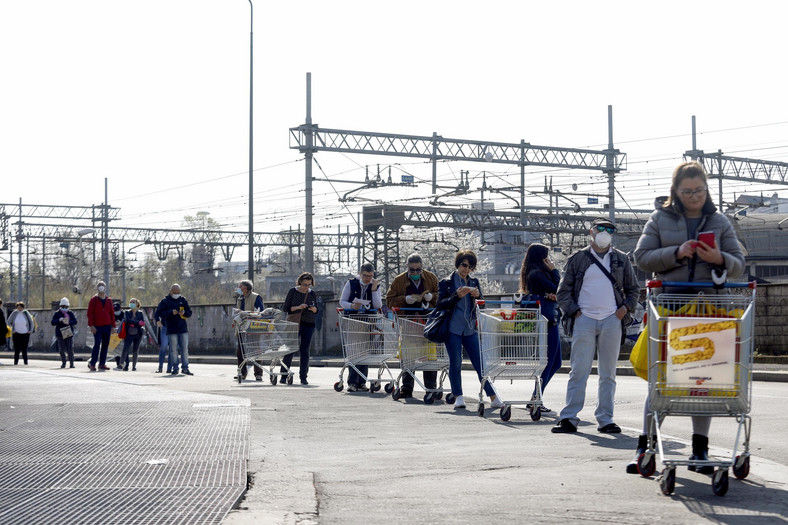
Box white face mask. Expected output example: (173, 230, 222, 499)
(594, 231, 612, 249)
(97, 285, 105, 293)
(171, 293, 181, 300)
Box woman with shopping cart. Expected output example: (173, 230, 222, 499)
(630, 160, 745, 476)
(519, 243, 561, 413)
(437, 249, 503, 410)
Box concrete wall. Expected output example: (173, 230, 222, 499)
(755, 283, 788, 355)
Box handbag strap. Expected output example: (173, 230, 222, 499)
(584, 250, 624, 308)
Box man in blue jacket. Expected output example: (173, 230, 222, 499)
(155, 283, 193, 376)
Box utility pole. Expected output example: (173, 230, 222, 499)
(103, 178, 110, 295)
(605, 105, 618, 225)
(17, 198, 23, 302)
(305, 72, 314, 274)
(247, 0, 255, 281)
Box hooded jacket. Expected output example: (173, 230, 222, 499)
(633, 200, 744, 285)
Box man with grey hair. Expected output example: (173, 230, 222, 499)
(155, 283, 193, 376)
(235, 279, 265, 381)
(386, 253, 439, 398)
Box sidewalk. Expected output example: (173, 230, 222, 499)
(4, 351, 788, 382)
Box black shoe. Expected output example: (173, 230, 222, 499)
(399, 389, 413, 399)
(183, 370, 193, 376)
(255, 375, 263, 381)
(597, 423, 621, 434)
(115, 356, 121, 367)
(280, 376, 288, 384)
(626, 434, 649, 474)
(69, 363, 75, 368)
(689, 434, 714, 474)
(300, 379, 309, 385)
(171, 370, 179, 375)
(61, 363, 66, 369)
(551, 419, 578, 433)
(356, 383, 370, 392)
(156, 368, 162, 373)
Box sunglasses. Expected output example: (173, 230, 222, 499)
(459, 262, 475, 269)
(595, 225, 615, 234)
(407, 267, 423, 273)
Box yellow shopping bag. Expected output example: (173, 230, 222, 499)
(629, 327, 649, 381)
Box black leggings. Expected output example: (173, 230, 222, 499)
(13, 332, 31, 365)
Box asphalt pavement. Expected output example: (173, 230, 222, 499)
(1, 356, 787, 524)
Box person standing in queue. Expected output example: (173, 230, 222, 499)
(519, 243, 562, 413)
(118, 298, 145, 371)
(155, 283, 193, 376)
(385, 253, 439, 398)
(87, 281, 116, 371)
(280, 272, 319, 385)
(629, 160, 745, 474)
(234, 279, 265, 381)
(552, 218, 639, 434)
(437, 250, 503, 411)
(52, 297, 77, 368)
(8, 302, 36, 366)
(338, 263, 383, 392)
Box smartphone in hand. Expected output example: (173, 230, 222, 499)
(697, 231, 715, 248)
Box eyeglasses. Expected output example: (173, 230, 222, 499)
(679, 187, 707, 198)
(459, 262, 474, 269)
(407, 267, 423, 273)
(595, 225, 615, 234)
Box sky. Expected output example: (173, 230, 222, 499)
(2, 0, 787, 263)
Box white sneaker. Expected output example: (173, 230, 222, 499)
(490, 397, 504, 409)
(453, 395, 466, 409)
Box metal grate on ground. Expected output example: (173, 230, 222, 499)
(0, 400, 250, 524)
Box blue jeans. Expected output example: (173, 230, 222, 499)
(168, 332, 189, 373)
(559, 313, 621, 427)
(538, 322, 562, 394)
(90, 325, 112, 367)
(158, 326, 170, 371)
(446, 331, 495, 397)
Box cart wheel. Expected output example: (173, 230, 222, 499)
(477, 403, 485, 417)
(371, 381, 381, 393)
(529, 403, 541, 421)
(384, 382, 394, 394)
(333, 381, 344, 392)
(270, 374, 278, 385)
(236, 374, 242, 385)
(660, 468, 676, 495)
(435, 392, 443, 401)
(637, 452, 656, 478)
(712, 469, 729, 496)
(445, 394, 456, 405)
(287, 375, 294, 385)
(423, 393, 435, 405)
(733, 455, 750, 480)
(500, 405, 512, 422)
(392, 387, 402, 401)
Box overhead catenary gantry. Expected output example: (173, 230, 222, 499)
(289, 72, 628, 286)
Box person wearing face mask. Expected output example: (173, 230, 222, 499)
(87, 281, 116, 371)
(234, 279, 265, 381)
(51, 297, 78, 368)
(551, 218, 639, 434)
(155, 283, 193, 376)
(8, 302, 36, 365)
(118, 298, 145, 371)
(385, 253, 439, 398)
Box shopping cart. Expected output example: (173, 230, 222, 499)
(390, 307, 451, 404)
(233, 310, 300, 385)
(477, 301, 548, 421)
(635, 280, 756, 496)
(333, 309, 398, 394)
